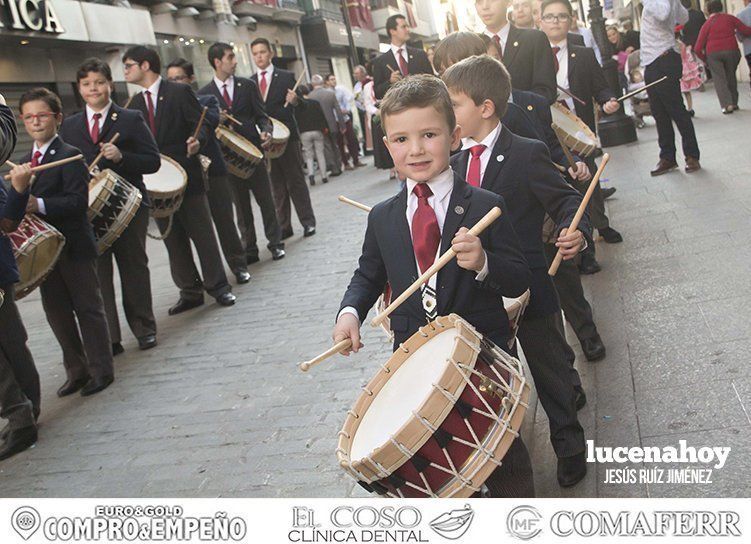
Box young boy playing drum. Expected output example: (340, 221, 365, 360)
(332, 75, 535, 497)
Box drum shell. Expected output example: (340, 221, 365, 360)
(266, 118, 291, 160)
(88, 169, 143, 254)
(550, 103, 600, 157)
(143, 155, 188, 219)
(7, 215, 66, 299)
(215, 126, 263, 179)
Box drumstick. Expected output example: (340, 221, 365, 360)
(4, 154, 85, 180)
(552, 126, 577, 171)
(552, 162, 567, 173)
(5, 161, 39, 188)
(557, 85, 586, 106)
(299, 339, 352, 372)
(338, 195, 372, 212)
(191, 106, 209, 140)
(88, 133, 120, 173)
(284, 68, 308, 108)
(122, 95, 134, 109)
(371, 206, 502, 328)
(548, 153, 610, 277)
(617, 76, 668, 102)
(222, 111, 244, 127)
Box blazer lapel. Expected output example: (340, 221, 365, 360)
(154, 81, 167, 142)
(266, 71, 280, 102)
(392, 188, 423, 315)
(454, 149, 469, 181)
(41, 137, 62, 165)
(481, 126, 512, 188)
(79, 112, 94, 146)
(233, 79, 244, 114)
(98, 105, 119, 144)
(437, 176, 472, 315)
(504, 26, 521, 67)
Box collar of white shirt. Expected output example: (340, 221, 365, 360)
(406, 167, 455, 211)
(484, 24, 511, 48)
(257, 64, 274, 80)
(550, 40, 567, 54)
(33, 134, 59, 159)
(391, 44, 407, 62)
(461, 122, 502, 154)
(144, 76, 161, 100)
(214, 74, 234, 93)
(86, 101, 112, 128)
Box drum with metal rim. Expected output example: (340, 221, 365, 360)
(142, 154, 187, 219)
(550, 103, 600, 157)
(215, 126, 263, 179)
(8, 214, 66, 299)
(266, 117, 291, 160)
(88, 169, 142, 254)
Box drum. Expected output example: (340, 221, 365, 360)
(143, 155, 187, 219)
(337, 314, 531, 498)
(8, 215, 66, 299)
(550, 103, 600, 157)
(215, 126, 263, 179)
(266, 117, 291, 160)
(88, 169, 142, 254)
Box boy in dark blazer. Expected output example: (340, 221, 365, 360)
(250, 38, 317, 239)
(444, 55, 590, 487)
(123, 46, 236, 315)
(333, 75, 535, 497)
(60, 58, 161, 356)
(19, 88, 114, 397)
(199, 42, 285, 263)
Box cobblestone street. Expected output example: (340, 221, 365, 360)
(0, 88, 749, 498)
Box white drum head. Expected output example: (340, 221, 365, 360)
(143, 156, 187, 194)
(350, 328, 458, 461)
(551, 107, 597, 145)
(271, 118, 290, 139)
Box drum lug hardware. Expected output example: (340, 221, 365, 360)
(479, 376, 503, 400)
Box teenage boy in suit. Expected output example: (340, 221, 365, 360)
(60, 58, 161, 356)
(333, 74, 535, 497)
(444, 55, 590, 487)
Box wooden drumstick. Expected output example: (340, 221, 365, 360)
(222, 111, 244, 127)
(88, 133, 120, 173)
(552, 127, 578, 171)
(371, 206, 502, 328)
(548, 153, 610, 277)
(122, 95, 134, 109)
(617, 76, 668, 102)
(5, 161, 38, 188)
(557, 85, 586, 106)
(300, 339, 352, 372)
(4, 154, 85, 180)
(191, 106, 208, 140)
(284, 68, 308, 108)
(338, 195, 372, 212)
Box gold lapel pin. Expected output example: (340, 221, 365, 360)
(497, 154, 504, 162)
(571, 53, 576, 58)
(527, 105, 533, 111)
(513, 41, 519, 47)
(111, 112, 118, 120)
(454, 205, 464, 214)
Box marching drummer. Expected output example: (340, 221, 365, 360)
(332, 74, 536, 497)
(19, 88, 115, 397)
(59, 58, 161, 357)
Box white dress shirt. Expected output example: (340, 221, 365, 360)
(255, 64, 274, 101)
(143, 76, 162, 113)
(484, 23, 512, 53)
(31, 135, 59, 215)
(390, 43, 409, 71)
(550, 40, 575, 110)
(640, 0, 688, 67)
(86, 101, 112, 134)
(574, 26, 603, 65)
(460, 121, 503, 184)
(214, 74, 235, 102)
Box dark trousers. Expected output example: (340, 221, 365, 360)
(40, 253, 113, 381)
(206, 173, 246, 273)
(517, 312, 584, 458)
(481, 437, 536, 497)
(645, 50, 700, 161)
(338, 116, 360, 166)
(156, 193, 231, 301)
(0, 334, 35, 432)
(97, 205, 156, 344)
(544, 243, 599, 344)
(357, 109, 372, 155)
(229, 168, 284, 260)
(270, 141, 316, 234)
(746, 53, 751, 90)
(706, 49, 741, 109)
(0, 286, 39, 420)
(578, 157, 609, 230)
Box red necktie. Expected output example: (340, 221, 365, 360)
(411, 184, 441, 275)
(466, 144, 486, 187)
(397, 48, 409, 76)
(493, 35, 504, 60)
(552, 46, 561, 73)
(259, 72, 267, 99)
(144, 90, 156, 135)
(31, 150, 42, 167)
(90, 112, 102, 143)
(222, 83, 232, 108)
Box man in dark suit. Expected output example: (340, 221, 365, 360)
(123, 46, 236, 315)
(20, 88, 115, 397)
(165, 59, 251, 286)
(60, 58, 160, 356)
(444, 56, 590, 487)
(199, 42, 285, 262)
(250, 38, 317, 239)
(476, 0, 557, 102)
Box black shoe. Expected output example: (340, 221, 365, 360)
(216, 292, 236, 307)
(234, 270, 251, 284)
(281, 229, 294, 240)
(0, 422, 9, 441)
(578, 253, 602, 275)
(581, 334, 606, 362)
(303, 226, 316, 237)
(309, 175, 315, 186)
(330, 170, 342, 177)
(322, 177, 329, 184)
(601, 187, 616, 200)
(599, 227, 623, 244)
(574, 386, 587, 411)
(112, 342, 124, 356)
(0, 426, 37, 461)
(246, 254, 260, 265)
(80, 375, 114, 397)
(688, 109, 695, 117)
(57, 377, 89, 397)
(168, 298, 203, 316)
(137, 334, 157, 351)
(271, 248, 286, 261)
(557, 451, 587, 487)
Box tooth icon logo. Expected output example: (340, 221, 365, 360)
(11, 506, 41, 541)
(429, 504, 474, 540)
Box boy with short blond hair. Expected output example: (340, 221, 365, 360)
(333, 74, 535, 497)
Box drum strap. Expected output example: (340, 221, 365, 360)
(147, 214, 174, 241)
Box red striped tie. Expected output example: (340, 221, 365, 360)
(411, 183, 441, 275)
(90, 112, 101, 143)
(144, 90, 156, 135)
(222, 84, 232, 108)
(397, 48, 409, 76)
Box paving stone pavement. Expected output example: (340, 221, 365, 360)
(1, 87, 749, 498)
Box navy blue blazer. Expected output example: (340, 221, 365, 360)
(59, 102, 160, 207)
(0, 186, 30, 288)
(339, 174, 530, 350)
(24, 137, 97, 260)
(250, 68, 306, 142)
(197, 94, 228, 178)
(451, 127, 591, 318)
